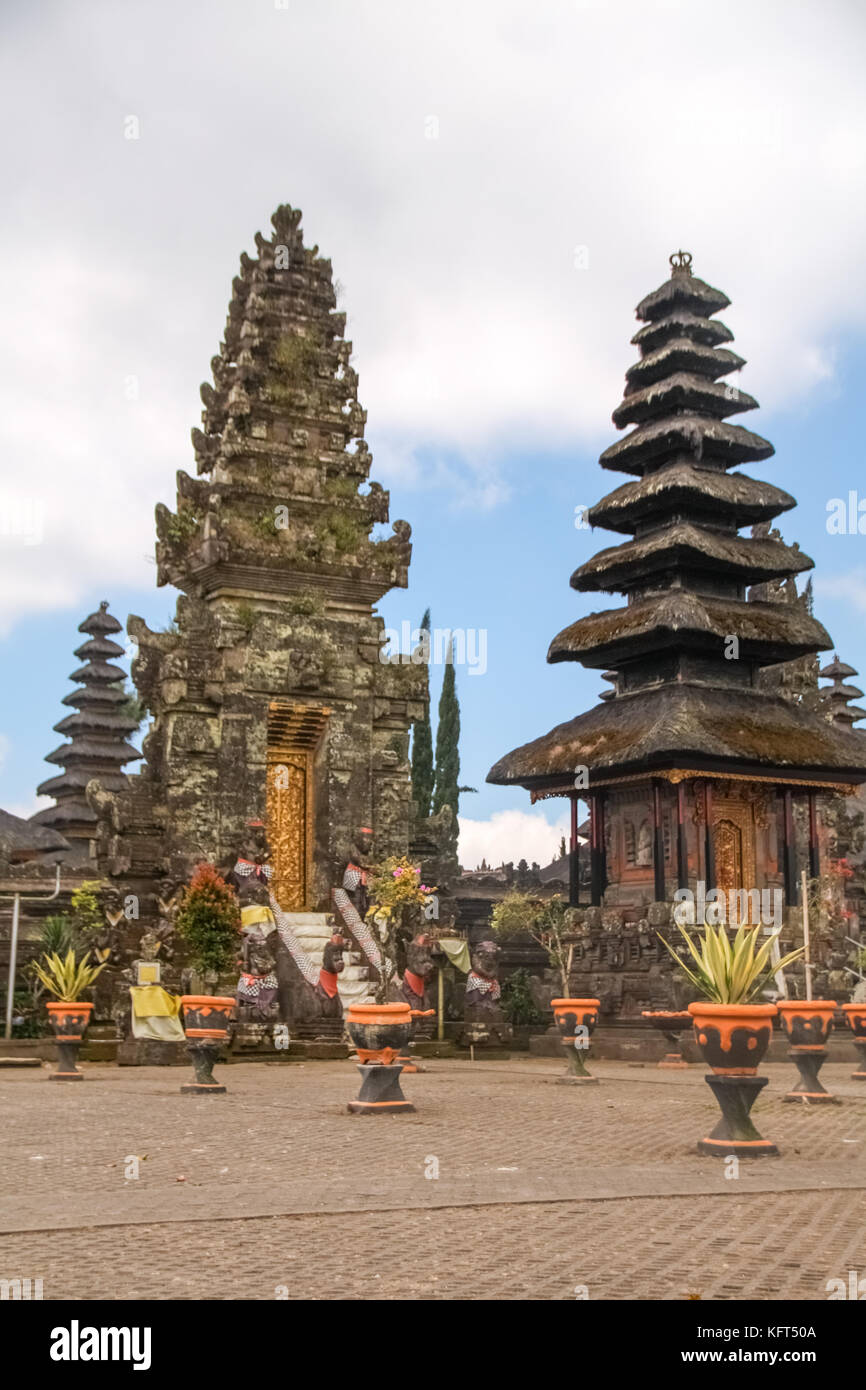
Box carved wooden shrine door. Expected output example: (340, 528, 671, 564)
(265, 703, 329, 912)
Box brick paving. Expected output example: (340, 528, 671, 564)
(1, 1058, 864, 1299)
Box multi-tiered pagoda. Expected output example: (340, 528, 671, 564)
(489, 252, 866, 914)
(91, 205, 426, 919)
(32, 602, 140, 855)
(820, 656, 866, 727)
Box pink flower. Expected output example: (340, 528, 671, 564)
(393, 867, 403, 877)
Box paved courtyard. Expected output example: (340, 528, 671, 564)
(1, 1056, 864, 1300)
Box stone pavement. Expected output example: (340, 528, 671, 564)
(1, 1057, 864, 1300)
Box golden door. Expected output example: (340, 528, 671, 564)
(712, 800, 758, 925)
(266, 752, 310, 911)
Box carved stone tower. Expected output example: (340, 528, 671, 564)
(94, 205, 426, 918)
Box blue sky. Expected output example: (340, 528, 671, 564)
(1, 0, 865, 866)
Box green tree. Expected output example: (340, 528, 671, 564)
(410, 609, 434, 819)
(432, 639, 460, 821)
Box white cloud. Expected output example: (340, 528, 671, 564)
(0, 735, 8, 773)
(815, 569, 866, 615)
(2, 0, 866, 632)
(459, 806, 570, 869)
(3, 797, 52, 822)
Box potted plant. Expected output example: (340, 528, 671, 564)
(491, 892, 600, 1084)
(32, 949, 106, 1081)
(661, 922, 804, 1155)
(841, 1002, 866, 1080)
(776, 999, 840, 1102)
(641, 1009, 693, 1068)
(175, 863, 240, 1095)
(344, 857, 435, 1114)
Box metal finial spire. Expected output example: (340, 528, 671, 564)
(669, 249, 693, 275)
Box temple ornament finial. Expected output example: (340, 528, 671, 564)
(669, 249, 693, 274)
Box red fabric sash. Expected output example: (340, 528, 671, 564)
(348, 862, 368, 885)
(404, 968, 426, 1000)
(319, 969, 339, 998)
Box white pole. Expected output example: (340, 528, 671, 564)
(801, 868, 812, 1001)
(4, 894, 20, 1040)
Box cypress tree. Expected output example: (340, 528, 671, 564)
(410, 609, 434, 818)
(432, 638, 460, 821)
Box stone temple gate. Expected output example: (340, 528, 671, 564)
(90, 205, 427, 948)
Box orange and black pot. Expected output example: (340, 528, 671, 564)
(841, 1003, 866, 1080)
(179, 995, 236, 1095)
(45, 1001, 94, 1081)
(641, 1009, 692, 1069)
(777, 1000, 839, 1103)
(551, 998, 600, 1085)
(688, 1002, 779, 1156)
(345, 1002, 416, 1114)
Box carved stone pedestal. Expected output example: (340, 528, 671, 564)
(347, 1063, 415, 1114)
(49, 1040, 84, 1081)
(181, 1042, 226, 1095)
(783, 1047, 839, 1103)
(698, 1075, 778, 1156)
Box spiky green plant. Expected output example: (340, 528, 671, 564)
(659, 923, 804, 1005)
(32, 950, 106, 1003)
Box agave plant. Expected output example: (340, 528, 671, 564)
(32, 949, 106, 1004)
(660, 922, 804, 1005)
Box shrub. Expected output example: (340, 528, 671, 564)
(174, 864, 242, 977)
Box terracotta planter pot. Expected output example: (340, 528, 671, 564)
(45, 1001, 94, 1081)
(688, 1002, 779, 1156)
(345, 1003, 416, 1114)
(687, 1002, 777, 1076)
(551, 997, 600, 1084)
(776, 1000, 839, 1103)
(842, 1003, 866, 1080)
(179, 995, 235, 1095)
(641, 1009, 692, 1068)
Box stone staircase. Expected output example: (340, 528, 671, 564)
(281, 911, 375, 1009)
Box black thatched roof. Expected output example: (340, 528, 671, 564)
(589, 465, 795, 534)
(548, 591, 832, 670)
(570, 525, 811, 594)
(0, 809, 70, 855)
(488, 254, 864, 790)
(36, 601, 140, 836)
(488, 684, 866, 790)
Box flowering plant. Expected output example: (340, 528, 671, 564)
(174, 863, 242, 977)
(365, 856, 437, 1003)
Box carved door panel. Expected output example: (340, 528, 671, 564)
(266, 752, 309, 911)
(714, 819, 743, 919)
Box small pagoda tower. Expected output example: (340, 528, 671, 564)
(91, 205, 426, 917)
(489, 252, 866, 917)
(820, 656, 866, 726)
(32, 602, 141, 852)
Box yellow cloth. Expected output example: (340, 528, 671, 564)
(241, 905, 275, 929)
(130, 985, 182, 1019)
(437, 937, 471, 974)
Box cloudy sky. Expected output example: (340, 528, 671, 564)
(2, 0, 865, 865)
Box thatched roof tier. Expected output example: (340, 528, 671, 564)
(61, 685, 128, 708)
(54, 710, 139, 737)
(632, 311, 734, 354)
(548, 591, 832, 669)
(0, 809, 70, 856)
(600, 415, 774, 475)
(487, 683, 866, 790)
(73, 636, 125, 661)
(36, 601, 140, 838)
(824, 683, 865, 703)
(820, 656, 858, 679)
(636, 269, 730, 323)
(570, 525, 811, 593)
(67, 660, 127, 685)
(79, 602, 123, 636)
(612, 373, 758, 429)
(44, 738, 140, 766)
(588, 465, 794, 534)
(35, 768, 129, 799)
(625, 339, 745, 390)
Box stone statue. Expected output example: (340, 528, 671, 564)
(332, 825, 384, 976)
(460, 939, 511, 1046)
(399, 931, 436, 1032)
(226, 822, 345, 1030)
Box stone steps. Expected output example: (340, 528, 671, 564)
(274, 911, 375, 1008)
